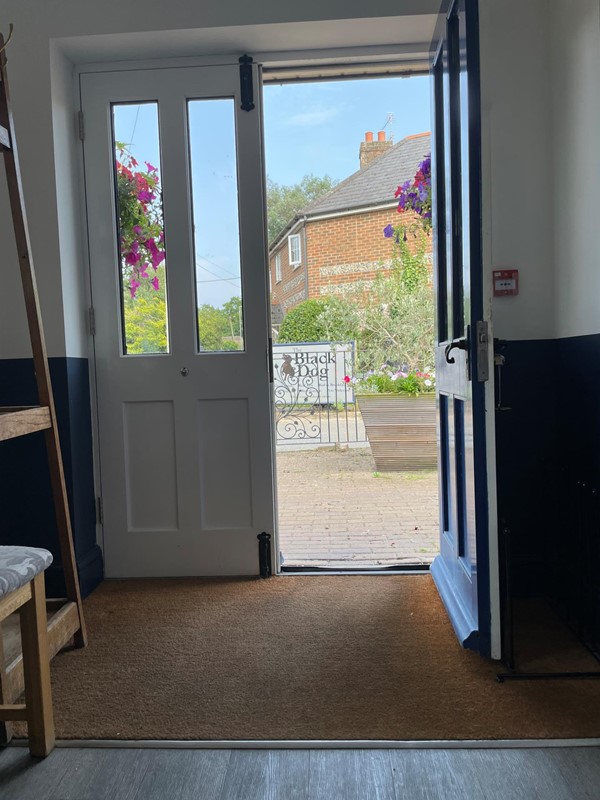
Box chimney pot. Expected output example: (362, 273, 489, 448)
(377, 131, 386, 142)
(365, 131, 373, 142)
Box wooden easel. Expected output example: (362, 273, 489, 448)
(0, 25, 87, 724)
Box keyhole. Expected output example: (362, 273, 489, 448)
(180, 367, 189, 377)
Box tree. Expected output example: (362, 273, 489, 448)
(123, 290, 168, 354)
(198, 303, 242, 351)
(221, 295, 243, 339)
(267, 174, 338, 245)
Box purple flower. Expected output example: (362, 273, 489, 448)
(137, 190, 155, 203)
(151, 276, 160, 291)
(383, 224, 394, 238)
(133, 225, 143, 236)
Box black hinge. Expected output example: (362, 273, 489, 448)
(268, 337, 274, 383)
(257, 532, 272, 578)
(239, 55, 255, 112)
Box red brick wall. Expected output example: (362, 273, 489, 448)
(269, 228, 308, 313)
(269, 208, 432, 313)
(306, 208, 431, 300)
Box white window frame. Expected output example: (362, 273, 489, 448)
(288, 234, 301, 267)
(275, 251, 282, 282)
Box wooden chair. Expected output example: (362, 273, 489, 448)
(0, 546, 55, 757)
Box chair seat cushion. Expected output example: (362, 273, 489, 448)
(0, 546, 53, 599)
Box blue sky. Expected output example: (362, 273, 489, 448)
(264, 76, 431, 186)
(113, 75, 431, 309)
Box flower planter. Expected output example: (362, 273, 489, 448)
(356, 393, 437, 471)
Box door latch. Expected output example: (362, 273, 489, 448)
(475, 320, 489, 382)
(444, 337, 468, 364)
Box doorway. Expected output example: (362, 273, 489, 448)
(263, 74, 440, 570)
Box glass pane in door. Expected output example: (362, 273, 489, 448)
(188, 99, 244, 352)
(112, 103, 169, 355)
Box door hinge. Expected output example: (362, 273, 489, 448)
(77, 110, 85, 141)
(476, 320, 490, 382)
(239, 54, 255, 112)
(257, 532, 272, 578)
(88, 306, 96, 337)
(96, 496, 104, 525)
(267, 337, 274, 383)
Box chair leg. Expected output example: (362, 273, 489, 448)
(19, 574, 55, 757)
(0, 622, 13, 746)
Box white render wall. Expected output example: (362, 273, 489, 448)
(0, 0, 437, 359)
(551, 0, 600, 340)
(0, 0, 596, 357)
(479, 0, 555, 342)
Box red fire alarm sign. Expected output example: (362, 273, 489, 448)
(493, 269, 519, 297)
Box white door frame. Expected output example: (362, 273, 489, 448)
(75, 44, 500, 656)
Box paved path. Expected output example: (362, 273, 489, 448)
(276, 447, 439, 568)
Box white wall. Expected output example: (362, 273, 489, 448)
(0, 0, 437, 359)
(1, 0, 596, 358)
(551, 0, 600, 340)
(479, 0, 555, 342)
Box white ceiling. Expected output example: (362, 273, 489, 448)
(57, 16, 438, 66)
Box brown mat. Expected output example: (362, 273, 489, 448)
(22, 576, 600, 740)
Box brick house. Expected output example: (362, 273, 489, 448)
(269, 131, 432, 319)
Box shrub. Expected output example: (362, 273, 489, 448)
(277, 299, 330, 343)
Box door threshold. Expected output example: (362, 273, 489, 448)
(280, 564, 431, 575)
(11, 737, 600, 750)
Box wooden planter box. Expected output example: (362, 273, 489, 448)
(356, 393, 437, 472)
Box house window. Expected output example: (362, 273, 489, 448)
(288, 234, 301, 267)
(275, 252, 282, 283)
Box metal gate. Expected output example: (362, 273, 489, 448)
(272, 342, 367, 447)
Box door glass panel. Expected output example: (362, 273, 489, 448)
(188, 99, 244, 352)
(112, 103, 168, 355)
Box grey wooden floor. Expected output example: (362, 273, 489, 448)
(1, 745, 599, 799)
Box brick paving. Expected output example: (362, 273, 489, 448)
(276, 446, 439, 568)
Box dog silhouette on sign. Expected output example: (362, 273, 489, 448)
(280, 354, 296, 382)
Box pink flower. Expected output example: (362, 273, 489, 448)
(151, 276, 160, 291)
(145, 162, 158, 173)
(139, 263, 149, 279)
(133, 225, 143, 236)
(137, 190, 155, 203)
(129, 277, 140, 298)
(145, 238, 165, 268)
(125, 249, 140, 266)
(343, 375, 351, 383)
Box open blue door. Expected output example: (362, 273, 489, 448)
(430, 0, 491, 655)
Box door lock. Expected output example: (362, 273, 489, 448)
(180, 367, 189, 377)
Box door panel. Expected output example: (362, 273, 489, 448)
(430, 0, 491, 653)
(81, 65, 275, 578)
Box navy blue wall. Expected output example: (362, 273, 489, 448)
(0, 358, 103, 597)
(496, 334, 600, 651)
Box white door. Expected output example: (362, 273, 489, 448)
(81, 64, 275, 577)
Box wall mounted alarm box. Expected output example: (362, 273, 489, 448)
(493, 269, 519, 297)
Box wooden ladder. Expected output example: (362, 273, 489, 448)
(0, 26, 87, 727)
